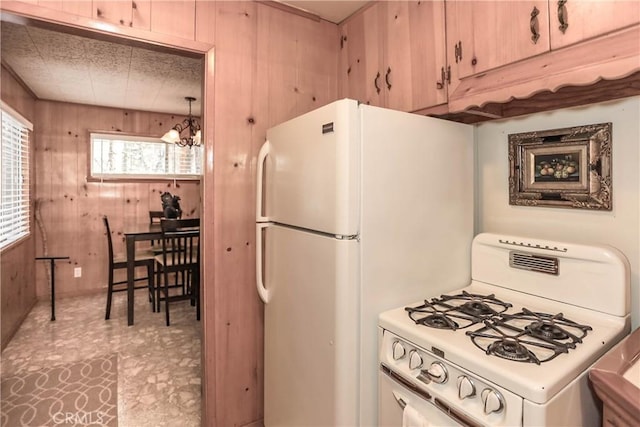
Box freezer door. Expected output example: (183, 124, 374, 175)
(263, 99, 360, 236)
(263, 224, 359, 427)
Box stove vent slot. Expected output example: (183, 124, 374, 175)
(509, 251, 559, 275)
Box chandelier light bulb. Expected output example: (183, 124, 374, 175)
(164, 97, 201, 147)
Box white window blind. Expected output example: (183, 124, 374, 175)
(90, 133, 202, 179)
(1, 104, 31, 250)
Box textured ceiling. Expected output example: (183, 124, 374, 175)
(1, 21, 203, 116)
(1, 2, 367, 116)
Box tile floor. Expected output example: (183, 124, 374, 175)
(1, 290, 202, 427)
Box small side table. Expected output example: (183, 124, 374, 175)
(35, 256, 69, 321)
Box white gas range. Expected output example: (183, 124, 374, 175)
(378, 233, 631, 427)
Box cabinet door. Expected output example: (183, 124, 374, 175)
(150, 0, 195, 40)
(384, 1, 447, 111)
(550, 0, 640, 49)
(93, 1, 133, 26)
(37, 1, 92, 17)
(449, 1, 550, 78)
(338, 3, 384, 107)
(93, 1, 150, 30)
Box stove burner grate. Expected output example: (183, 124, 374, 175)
(465, 307, 593, 364)
(439, 291, 513, 316)
(405, 292, 512, 331)
(405, 300, 470, 330)
(515, 308, 593, 344)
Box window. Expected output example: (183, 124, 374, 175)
(0, 102, 32, 250)
(90, 133, 202, 180)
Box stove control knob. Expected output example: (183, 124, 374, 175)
(426, 362, 448, 384)
(481, 388, 504, 415)
(392, 341, 406, 360)
(457, 376, 476, 400)
(408, 350, 423, 370)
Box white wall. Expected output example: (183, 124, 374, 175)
(474, 96, 640, 329)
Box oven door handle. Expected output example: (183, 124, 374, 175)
(380, 364, 432, 402)
(381, 363, 483, 427)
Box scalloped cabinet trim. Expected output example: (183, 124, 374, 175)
(448, 24, 640, 113)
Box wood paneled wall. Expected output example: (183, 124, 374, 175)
(33, 101, 201, 298)
(1, 1, 339, 425)
(1, 65, 37, 350)
(201, 3, 338, 425)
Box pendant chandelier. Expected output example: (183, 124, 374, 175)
(161, 96, 201, 147)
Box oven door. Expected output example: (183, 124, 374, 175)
(379, 367, 462, 427)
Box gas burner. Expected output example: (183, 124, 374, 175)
(508, 308, 593, 344)
(460, 300, 495, 317)
(527, 321, 569, 340)
(419, 314, 459, 330)
(488, 338, 538, 363)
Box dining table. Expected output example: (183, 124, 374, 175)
(123, 222, 162, 326)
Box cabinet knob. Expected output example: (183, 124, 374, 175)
(454, 41, 463, 63)
(436, 66, 446, 90)
(374, 72, 381, 94)
(385, 67, 392, 90)
(530, 6, 541, 44)
(557, 0, 568, 33)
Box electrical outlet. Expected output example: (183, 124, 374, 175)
(74, 267, 82, 278)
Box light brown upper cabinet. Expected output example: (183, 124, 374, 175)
(339, 1, 447, 112)
(384, 1, 448, 111)
(150, 0, 196, 40)
(339, 3, 384, 107)
(92, 1, 196, 39)
(93, 0, 151, 30)
(550, 0, 640, 49)
(34, 1, 93, 18)
(447, 1, 550, 79)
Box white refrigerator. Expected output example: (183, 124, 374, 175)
(256, 99, 473, 426)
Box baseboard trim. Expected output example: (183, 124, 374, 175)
(36, 287, 105, 301)
(1, 297, 38, 351)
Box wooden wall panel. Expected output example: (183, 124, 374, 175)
(211, 3, 260, 424)
(207, 2, 339, 426)
(34, 100, 201, 299)
(1, 65, 37, 350)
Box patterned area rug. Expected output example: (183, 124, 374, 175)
(1, 354, 118, 427)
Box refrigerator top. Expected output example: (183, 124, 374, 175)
(258, 98, 474, 237)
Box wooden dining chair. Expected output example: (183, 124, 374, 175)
(155, 218, 200, 326)
(149, 211, 164, 252)
(149, 211, 164, 224)
(103, 216, 156, 320)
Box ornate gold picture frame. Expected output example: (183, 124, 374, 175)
(508, 123, 612, 210)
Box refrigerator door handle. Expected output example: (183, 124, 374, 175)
(256, 222, 270, 304)
(256, 140, 271, 222)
